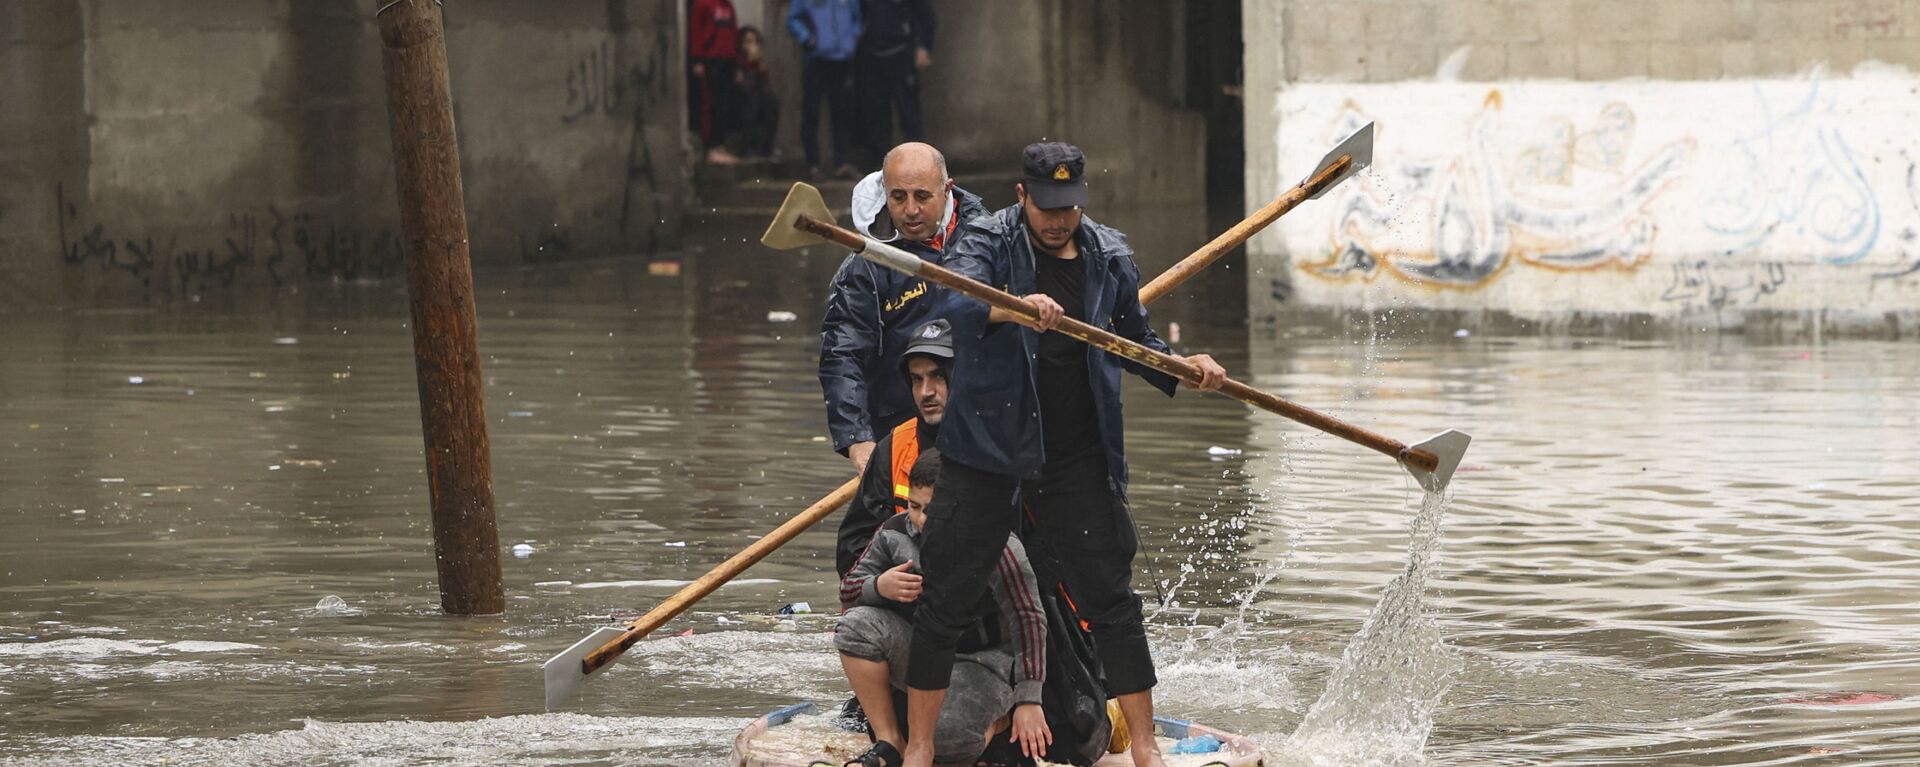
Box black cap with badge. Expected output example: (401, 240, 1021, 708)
(899, 319, 954, 378)
(1021, 141, 1088, 210)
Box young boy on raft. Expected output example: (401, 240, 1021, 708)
(834, 449, 1052, 767)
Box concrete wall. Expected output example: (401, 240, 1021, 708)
(924, 2, 1210, 278)
(1245, 0, 1920, 335)
(919, 1, 1050, 168)
(1, 0, 686, 310)
(3, 0, 1213, 311)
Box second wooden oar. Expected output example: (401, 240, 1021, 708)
(1140, 122, 1374, 304)
(762, 181, 1471, 493)
(543, 477, 858, 710)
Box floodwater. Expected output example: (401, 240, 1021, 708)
(3, 241, 1918, 766)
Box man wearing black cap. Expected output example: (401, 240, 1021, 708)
(898, 142, 1226, 767)
(835, 318, 954, 579)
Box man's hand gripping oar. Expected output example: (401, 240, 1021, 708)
(542, 124, 1392, 710)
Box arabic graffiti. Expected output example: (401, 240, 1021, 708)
(1302, 92, 1693, 289)
(559, 14, 675, 243)
(54, 183, 402, 297)
(1659, 260, 1790, 310)
(1872, 153, 1920, 284)
(1701, 82, 1880, 266)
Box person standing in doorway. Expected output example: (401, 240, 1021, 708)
(855, 0, 934, 165)
(788, 0, 862, 179)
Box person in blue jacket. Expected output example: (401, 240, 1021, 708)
(787, 0, 862, 179)
(896, 142, 1228, 767)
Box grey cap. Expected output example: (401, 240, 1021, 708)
(899, 319, 954, 376)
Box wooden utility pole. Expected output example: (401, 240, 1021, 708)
(376, 0, 503, 615)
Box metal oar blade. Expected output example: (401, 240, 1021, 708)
(1308, 121, 1374, 199)
(760, 182, 835, 250)
(542, 625, 628, 711)
(1403, 429, 1471, 493)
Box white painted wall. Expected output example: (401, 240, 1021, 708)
(1254, 68, 1920, 327)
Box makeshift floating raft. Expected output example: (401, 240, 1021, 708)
(730, 702, 1265, 767)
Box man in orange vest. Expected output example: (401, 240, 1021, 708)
(836, 318, 952, 578)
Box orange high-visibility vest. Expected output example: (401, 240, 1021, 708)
(888, 418, 920, 508)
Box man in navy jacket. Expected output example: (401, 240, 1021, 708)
(898, 143, 1227, 767)
(818, 143, 985, 473)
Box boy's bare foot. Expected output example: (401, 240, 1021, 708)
(899, 740, 935, 767)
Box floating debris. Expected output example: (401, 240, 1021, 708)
(777, 602, 812, 616)
(511, 543, 535, 558)
(310, 595, 361, 617)
(766, 311, 799, 323)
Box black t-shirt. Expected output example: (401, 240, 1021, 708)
(1032, 247, 1099, 461)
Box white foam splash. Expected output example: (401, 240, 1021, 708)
(1278, 489, 1460, 767)
(8, 713, 748, 767)
(0, 638, 165, 658)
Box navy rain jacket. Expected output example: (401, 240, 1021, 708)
(817, 186, 987, 452)
(935, 205, 1179, 494)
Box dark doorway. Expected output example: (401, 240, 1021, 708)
(1186, 1, 1246, 318)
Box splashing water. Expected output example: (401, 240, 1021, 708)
(1278, 488, 1460, 767)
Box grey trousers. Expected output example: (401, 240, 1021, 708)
(835, 606, 1015, 764)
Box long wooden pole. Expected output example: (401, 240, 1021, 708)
(377, 0, 504, 615)
(580, 479, 859, 674)
(798, 214, 1442, 474)
(1138, 155, 1351, 304)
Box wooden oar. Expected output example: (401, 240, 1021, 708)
(543, 478, 857, 709)
(541, 180, 1272, 709)
(762, 182, 1471, 491)
(1139, 122, 1374, 304)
